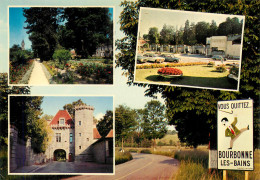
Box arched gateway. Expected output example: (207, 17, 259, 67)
(53, 149, 66, 161)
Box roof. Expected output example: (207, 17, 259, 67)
(106, 129, 113, 138)
(49, 110, 74, 127)
(93, 128, 101, 139)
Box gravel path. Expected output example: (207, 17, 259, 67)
(28, 60, 49, 85)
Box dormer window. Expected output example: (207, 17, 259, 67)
(59, 118, 65, 126)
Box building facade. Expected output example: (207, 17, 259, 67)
(45, 104, 102, 162)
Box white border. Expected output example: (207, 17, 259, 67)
(134, 7, 245, 92)
(8, 94, 115, 175)
(8, 5, 115, 86)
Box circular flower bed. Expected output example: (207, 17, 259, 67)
(158, 67, 183, 76)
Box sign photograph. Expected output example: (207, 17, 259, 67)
(217, 99, 254, 170)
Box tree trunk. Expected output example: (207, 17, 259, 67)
(121, 138, 124, 152)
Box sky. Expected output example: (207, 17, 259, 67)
(139, 7, 245, 37)
(41, 96, 113, 120)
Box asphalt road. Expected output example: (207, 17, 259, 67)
(30, 161, 113, 173)
(63, 153, 179, 180)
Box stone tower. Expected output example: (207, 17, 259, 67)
(74, 104, 94, 161)
(21, 40, 25, 50)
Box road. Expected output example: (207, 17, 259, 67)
(28, 60, 49, 85)
(138, 53, 239, 65)
(63, 153, 179, 180)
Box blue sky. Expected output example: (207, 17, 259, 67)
(41, 96, 113, 120)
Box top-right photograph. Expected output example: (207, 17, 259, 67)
(134, 7, 245, 91)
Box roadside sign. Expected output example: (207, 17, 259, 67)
(217, 99, 254, 170)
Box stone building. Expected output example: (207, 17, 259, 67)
(94, 44, 113, 57)
(21, 40, 25, 50)
(45, 104, 102, 162)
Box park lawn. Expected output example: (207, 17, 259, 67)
(135, 65, 237, 89)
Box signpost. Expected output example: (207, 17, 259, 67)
(217, 99, 254, 178)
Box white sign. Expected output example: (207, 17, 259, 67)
(217, 99, 254, 170)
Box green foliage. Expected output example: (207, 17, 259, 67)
(63, 99, 85, 119)
(117, 0, 259, 149)
(52, 49, 71, 65)
(140, 149, 152, 154)
(115, 151, 133, 165)
(24, 8, 60, 60)
(148, 27, 160, 44)
(115, 105, 137, 149)
(142, 100, 167, 141)
(0, 73, 30, 146)
(215, 64, 227, 72)
(19, 61, 35, 84)
(97, 110, 113, 137)
(9, 96, 51, 153)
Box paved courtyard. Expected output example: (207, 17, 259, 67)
(12, 161, 113, 174)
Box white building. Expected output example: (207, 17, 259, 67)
(206, 35, 241, 58)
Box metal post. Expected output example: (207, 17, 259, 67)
(245, 171, 249, 180)
(223, 170, 228, 180)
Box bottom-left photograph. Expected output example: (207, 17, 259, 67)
(8, 95, 114, 175)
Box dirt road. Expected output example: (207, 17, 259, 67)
(63, 153, 179, 180)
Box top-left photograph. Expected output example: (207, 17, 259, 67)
(9, 6, 114, 85)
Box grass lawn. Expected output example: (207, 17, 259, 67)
(135, 65, 237, 89)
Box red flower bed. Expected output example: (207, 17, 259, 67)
(158, 67, 183, 75)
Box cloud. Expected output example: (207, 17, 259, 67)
(95, 113, 104, 121)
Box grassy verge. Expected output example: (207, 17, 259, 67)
(18, 61, 35, 84)
(135, 65, 236, 89)
(115, 150, 133, 165)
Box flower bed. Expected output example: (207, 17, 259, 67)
(9, 59, 34, 84)
(136, 62, 208, 69)
(215, 64, 227, 72)
(43, 60, 113, 84)
(158, 67, 183, 76)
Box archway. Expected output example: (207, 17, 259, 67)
(53, 149, 66, 161)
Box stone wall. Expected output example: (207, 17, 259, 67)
(10, 126, 47, 172)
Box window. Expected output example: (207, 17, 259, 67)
(70, 133, 73, 143)
(59, 118, 65, 126)
(56, 133, 61, 142)
(79, 133, 81, 137)
(87, 138, 89, 141)
(79, 146, 81, 149)
(79, 121, 81, 125)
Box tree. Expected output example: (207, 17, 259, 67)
(116, 0, 259, 149)
(195, 21, 210, 44)
(62, 8, 113, 57)
(23, 8, 60, 60)
(159, 24, 175, 45)
(147, 27, 160, 45)
(63, 99, 85, 119)
(142, 100, 167, 149)
(208, 20, 218, 37)
(0, 73, 30, 146)
(52, 48, 71, 67)
(9, 96, 51, 153)
(217, 17, 243, 36)
(97, 110, 113, 137)
(115, 105, 137, 150)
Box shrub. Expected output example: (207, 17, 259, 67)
(207, 61, 215, 67)
(158, 67, 183, 75)
(216, 64, 227, 72)
(115, 151, 133, 165)
(140, 149, 152, 154)
(52, 49, 71, 66)
(229, 66, 239, 76)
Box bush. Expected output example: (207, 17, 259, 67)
(115, 151, 133, 165)
(207, 61, 215, 67)
(140, 149, 152, 154)
(216, 64, 227, 72)
(52, 49, 71, 65)
(229, 66, 239, 76)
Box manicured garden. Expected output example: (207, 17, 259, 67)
(42, 59, 113, 84)
(135, 62, 238, 90)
